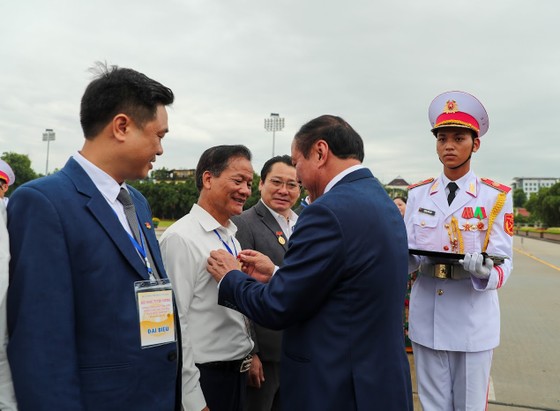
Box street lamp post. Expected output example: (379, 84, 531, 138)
(264, 113, 285, 157)
(42, 128, 56, 175)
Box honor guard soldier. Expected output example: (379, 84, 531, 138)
(0, 159, 15, 206)
(405, 91, 514, 410)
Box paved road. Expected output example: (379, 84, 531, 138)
(486, 236, 560, 411)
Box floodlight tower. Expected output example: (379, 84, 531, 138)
(42, 128, 56, 175)
(264, 113, 285, 157)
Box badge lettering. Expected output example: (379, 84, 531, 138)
(419, 208, 436, 216)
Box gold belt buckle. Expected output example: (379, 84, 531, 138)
(240, 354, 252, 373)
(434, 264, 451, 279)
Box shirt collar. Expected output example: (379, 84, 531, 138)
(324, 164, 365, 194)
(260, 199, 299, 224)
(72, 151, 125, 203)
(191, 203, 238, 236)
(440, 170, 475, 195)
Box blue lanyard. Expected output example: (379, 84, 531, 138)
(121, 213, 155, 281)
(213, 229, 238, 256)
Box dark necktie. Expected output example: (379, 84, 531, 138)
(447, 182, 458, 205)
(117, 188, 160, 279)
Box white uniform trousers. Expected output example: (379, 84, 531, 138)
(412, 342, 493, 411)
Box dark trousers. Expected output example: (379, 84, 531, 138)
(197, 364, 248, 411)
(246, 361, 281, 411)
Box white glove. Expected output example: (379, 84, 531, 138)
(459, 252, 493, 280)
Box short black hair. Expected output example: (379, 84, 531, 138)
(294, 115, 364, 162)
(195, 145, 252, 192)
(80, 62, 174, 139)
(260, 155, 293, 182)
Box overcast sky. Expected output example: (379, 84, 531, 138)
(1, 0, 559, 186)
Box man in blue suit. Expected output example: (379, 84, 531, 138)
(207, 115, 413, 410)
(7, 64, 181, 410)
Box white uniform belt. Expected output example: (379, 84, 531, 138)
(419, 263, 471, 280)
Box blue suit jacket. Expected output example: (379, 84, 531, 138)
(232, 200, 288, 362)
(7, 158, 180, 411)
(219, 168, 413, 410)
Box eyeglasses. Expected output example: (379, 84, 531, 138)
(268, 178, 301, 192)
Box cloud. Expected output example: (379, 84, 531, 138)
(1, 0, 559, 185)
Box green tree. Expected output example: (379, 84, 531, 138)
(512, 188, 527, 208)
(525, 183, 560, 227)
(1, 152, 40, 195)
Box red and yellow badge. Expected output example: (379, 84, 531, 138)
(443, 99, 458, 113)
(504, 213, 514, 236)
(145, 222, 152, 230)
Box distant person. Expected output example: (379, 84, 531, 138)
(207, 115, 413, 410)
(160, 145, 255, 411)
(393, 195, 407, 217)
(0, 159, 15, 206)
(393, 195, 415, 353)
(7, 63, 181, 410)
(231, 154, 300, 411)
(405, 91, 514, 410)
(0, 201, 17, 410)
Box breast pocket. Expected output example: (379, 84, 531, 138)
(412, 215, 438, 247)
(458, 218, 488, 252)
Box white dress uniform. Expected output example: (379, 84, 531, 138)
(405, 170, 513, 410)
(406, 170, 513, 350)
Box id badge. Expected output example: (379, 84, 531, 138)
(134, 278, 176, 349)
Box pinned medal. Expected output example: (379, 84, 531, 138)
(278, 236, 286, 245)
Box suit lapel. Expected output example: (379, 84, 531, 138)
(131, 189, 167, 278)
(63, 159, 150, 280)
(255, 201, 289, 252)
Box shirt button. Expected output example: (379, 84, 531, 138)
(443, 246, 449, 251)
(437, 289, 444, 296)
(421, 221, 426, 226)
(167, 351, 177, 361)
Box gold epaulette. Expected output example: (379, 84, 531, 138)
(408, 178, 434, 190)
(480, 178, 511, 194)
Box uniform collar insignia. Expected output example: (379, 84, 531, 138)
(429, 180, 439, 195)
(466, 181, 477, 197)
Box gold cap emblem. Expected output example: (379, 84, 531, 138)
(443, 99, 458, 113)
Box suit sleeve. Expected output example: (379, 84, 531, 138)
(7, 186, 84, 410)
(219, 203, 346, 330)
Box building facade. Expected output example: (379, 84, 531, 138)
(511, 177, 560, 197)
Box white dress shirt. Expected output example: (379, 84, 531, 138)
(261, 200, 298, 240)
(160, 204, 254, 411)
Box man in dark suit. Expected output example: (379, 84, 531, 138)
(232, 155, 300, 411)
(207, 115, 413, 410)
(7, 64, 181, 411)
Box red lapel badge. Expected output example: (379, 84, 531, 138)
(145, 222, 152, 230)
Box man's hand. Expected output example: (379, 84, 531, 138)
(238, 250, 275, 283)
(459, 252, 493, 280)
(247, 353, 265, 388)
(206, 249, 241, 282)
